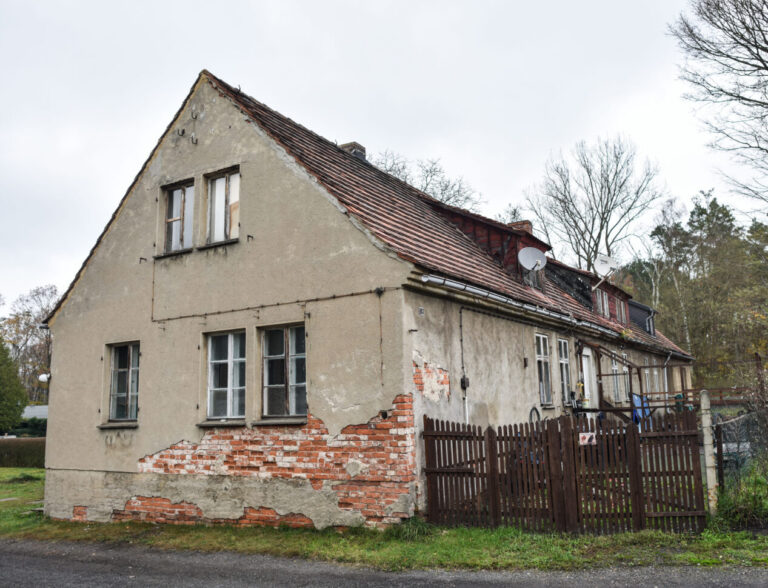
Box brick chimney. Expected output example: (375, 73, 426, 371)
(339, 141, 366, 161)
(508, 220, 533, 234)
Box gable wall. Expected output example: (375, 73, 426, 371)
(45, 80, 416, 527)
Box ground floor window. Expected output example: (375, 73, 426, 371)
(558, 339, 570, 405)
(207, 331, 245, 418)
(263, 325, 307, 417)
(110, 342, 139, 420)
(535, 334, 552, 405)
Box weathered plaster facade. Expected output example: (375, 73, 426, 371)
(45, 72, 692, 529)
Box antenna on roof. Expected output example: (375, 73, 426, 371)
(591, 253, 619, 290)
(518, 247, 547, 271)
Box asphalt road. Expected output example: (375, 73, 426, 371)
(1, 538, 767, 587)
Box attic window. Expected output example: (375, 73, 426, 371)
(616, 299, 627, 324)
(164, 182, 194, 252)
(595, 290, 610, 318)
(208, 168, 240, 243)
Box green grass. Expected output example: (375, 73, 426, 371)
(1, 467, 767, 571)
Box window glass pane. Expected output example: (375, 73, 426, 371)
(267, 358, 285, 385)
(292, 385, 307, 415)
(266, 387, 286, 416)
(212, 362, 228, 389)
(228, 173, 240, 239)
(130, 368, 139, 396)
(535, 336, 541, 356)
(183, 186, 194, 248)
(128, 393, 138, 420)
(131, 344, 140, 368)
(210, 389, 228, 417)
(114, 394, 127, 420)
(233, 388, 245, 417)
(229, 173, 240, 203)
(210, 335, 228, 361)
(166, 219, 181, 252)
(211, 176, 226, 242)
(233, 332, 245, 359)
(116, 370, 128, 396)
(229, 201, 240, 239)
(291, 326, 305, 355)
(291, 357, 306, 385)
(168, 189, 182, 218)
(234, 360, 245, 388)
(265, 330, 284, 356)
(115, 345, 129, 369)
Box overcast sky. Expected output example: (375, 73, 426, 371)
(0, 0, 758, 308)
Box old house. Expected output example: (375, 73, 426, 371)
(43, 71, 692, 528)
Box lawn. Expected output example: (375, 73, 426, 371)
(1, 467, 767, 571)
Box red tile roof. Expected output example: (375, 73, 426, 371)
(45, 70, 691, 360)
(204, 72, 690, 359)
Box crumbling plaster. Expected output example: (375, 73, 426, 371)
(45, 469, 365, 529)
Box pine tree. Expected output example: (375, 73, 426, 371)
(0, 339, 26, 432)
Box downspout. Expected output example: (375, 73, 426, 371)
(459, 307, 469, 425)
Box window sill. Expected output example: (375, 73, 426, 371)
(98, 421, 138, 430)
(196, 238, 239, 251)
(154, 248, 193, 260)
(196, 419, 246, 428)
(251, 417, 307, 427)
(540, 404, 556, 410)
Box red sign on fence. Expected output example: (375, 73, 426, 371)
(579, 432, 597, 446)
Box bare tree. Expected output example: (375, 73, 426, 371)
(526, 137, 663, 272)
(372, 150, 483, 211)
(0, 285, 58, 404)
(671, 0, 768, 205)
(494, 203, 523, 224)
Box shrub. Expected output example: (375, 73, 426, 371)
(0, 437, 45, 467)
(718, 455, 768, 529)
(4, 417, 47, 438)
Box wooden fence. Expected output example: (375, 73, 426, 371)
(423, 411, 706, 533)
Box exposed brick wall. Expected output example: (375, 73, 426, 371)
(72, 506, 88, 522)
(413, 360, 450, 400)
(120, 394, 415, 528)
(111, 498, 315, 528)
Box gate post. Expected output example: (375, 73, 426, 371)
(701, 390, 718, 514)
(484, 427, 501, 527)
(422, 415, 437, 524)
(626, 422, 645, 531)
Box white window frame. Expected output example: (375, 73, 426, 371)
(611, 356, 620, 402)
(644, 357, 652, 394)
(616, 300, 626, 324)
(595, 289, 610, 318)
(535, 334, 552, 405)
(164, 182, 195, 252)
(207, 169, 240, 243)
(622, 352, 630, 401)
(207, 331, 246, 419)
(109, 342, 139, 421)
(262, 325, 307, 417)
(558, 339, 571, 406)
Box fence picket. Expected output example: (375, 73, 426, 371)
(423, 413, 705, 534)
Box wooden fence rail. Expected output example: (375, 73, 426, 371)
(423, 412, 705, 534)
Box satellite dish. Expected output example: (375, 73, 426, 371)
(518, 247, 547, 271)
(594, 254, 619, 277)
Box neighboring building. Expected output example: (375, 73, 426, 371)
(22, 405, 48, 420)
(43, 71, 693, 528)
